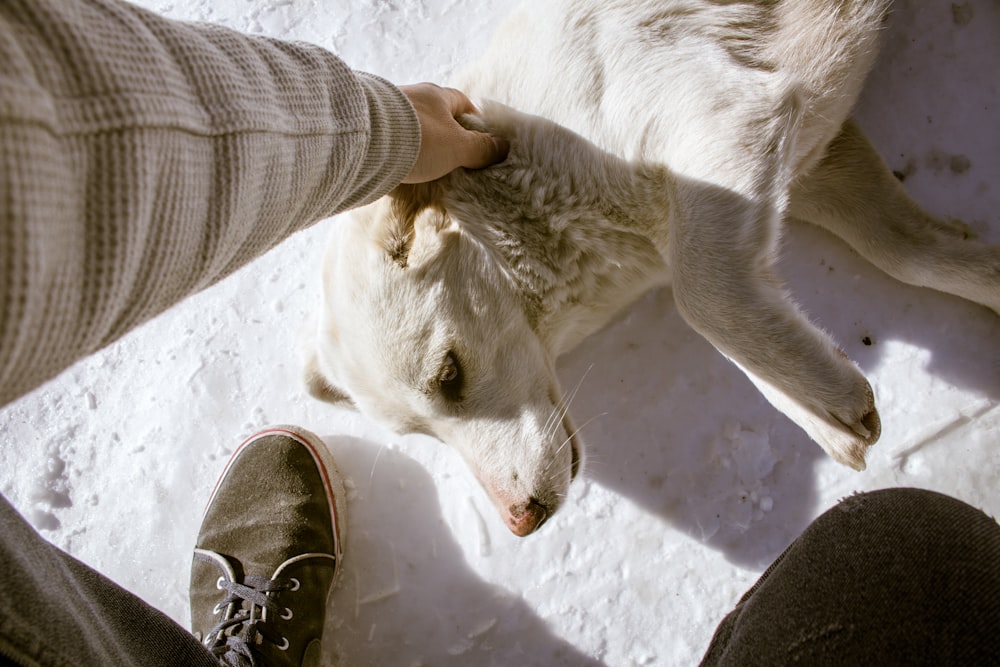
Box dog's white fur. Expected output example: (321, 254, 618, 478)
(306, 0, 1000, 535)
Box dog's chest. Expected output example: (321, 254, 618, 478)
(481, 196, 669, 353)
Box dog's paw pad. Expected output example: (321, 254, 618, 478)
(823, 381, 880, 470)
(831, 407, 879, 471)
(858, 405, 881, 443)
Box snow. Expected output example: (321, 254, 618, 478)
(1, 0, 998, 665)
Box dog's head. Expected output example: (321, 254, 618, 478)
(306, 102, 669, 536)
(306, 166, 582, 536)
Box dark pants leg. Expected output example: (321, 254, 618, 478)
(0, 493, 219, 667)
(701, 487, 1000, 666)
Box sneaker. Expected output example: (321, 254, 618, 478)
(190, 425, 346, 667)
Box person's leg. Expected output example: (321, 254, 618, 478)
(701, 487, 1000, 666)
(0, 425, 345, 667)
(0, 493, 219, 667)
(189, 425, 347, 667)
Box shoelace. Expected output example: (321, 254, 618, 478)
(205, 574, 299, 667)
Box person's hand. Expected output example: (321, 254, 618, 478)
(400, 83, 509, 184)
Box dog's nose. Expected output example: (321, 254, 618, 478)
(508, 498, 549, 536)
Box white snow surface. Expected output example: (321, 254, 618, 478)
(1, 1, 998, 665)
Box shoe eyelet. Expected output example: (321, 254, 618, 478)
(212, 602, 224, 614)
(288, 578, 300, 592)
(216, 576, 226, 590)
(280, 607, 293, 620)
(276, 637, 289, 651)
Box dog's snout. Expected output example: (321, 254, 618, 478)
(508, 498, 549, 537)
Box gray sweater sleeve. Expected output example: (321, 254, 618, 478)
(0, 0, 421, 406)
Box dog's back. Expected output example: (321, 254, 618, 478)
(458, 0, 889, 179)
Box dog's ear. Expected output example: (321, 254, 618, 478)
(376, 182, 448, 267)
(303, 347, 356, 409)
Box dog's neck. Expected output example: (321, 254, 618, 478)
(443, 114, 673, 354)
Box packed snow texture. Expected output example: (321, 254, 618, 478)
(1, 1, 998, 665)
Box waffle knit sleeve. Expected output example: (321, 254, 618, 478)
(0, 0, 421, 406)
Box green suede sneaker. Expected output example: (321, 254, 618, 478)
(190, 426, 346, 667)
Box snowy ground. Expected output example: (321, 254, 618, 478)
(1, 1, 998, 665)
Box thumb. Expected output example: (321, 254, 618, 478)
(458, 130, 510, 171)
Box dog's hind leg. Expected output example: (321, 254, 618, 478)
(789, 120, 1000, 315)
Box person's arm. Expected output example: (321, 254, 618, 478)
(0, 0, 503, 407)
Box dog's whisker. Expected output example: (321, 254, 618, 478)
(544, 364, 595, 441)
(580, 456, 606, 474)
(543, 398, 567, 442)
(368, 444, 386, 488)
(562, 363, 593, 413)
(558, 410, 607, 454)
(542, 412, 559, 444)
(542, 410, 607, 478)
(545, 365, 592, 437)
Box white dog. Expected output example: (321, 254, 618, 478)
(305, 0, 1000, 536)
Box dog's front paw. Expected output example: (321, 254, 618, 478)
(817, 378, 881, 470)
(743, 362, 880, 470)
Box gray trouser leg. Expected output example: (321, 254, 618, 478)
(701, 487, 1000, 666)
(0, 493, 219, 667)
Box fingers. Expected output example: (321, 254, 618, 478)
(439, 84, 479, 117)
(399, 82, 509, 184)
(459, 130, 510, 171)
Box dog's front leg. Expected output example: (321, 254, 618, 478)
(667, 180, 880, 470)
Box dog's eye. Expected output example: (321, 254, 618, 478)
(437, 353, 463, 402)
